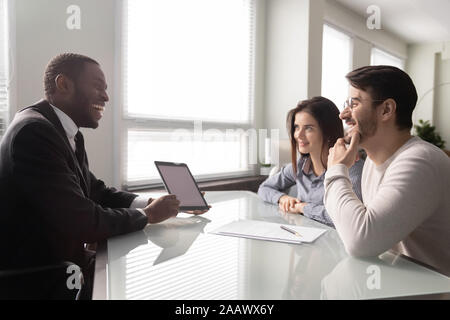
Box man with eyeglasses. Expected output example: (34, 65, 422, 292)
(323, 65, 450, 276)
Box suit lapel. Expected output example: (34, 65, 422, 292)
(29, 100, 90, 197)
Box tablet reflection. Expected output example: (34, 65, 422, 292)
(144, 216, 211, 265)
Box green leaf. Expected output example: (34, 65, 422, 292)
(414, 120, 446, 149)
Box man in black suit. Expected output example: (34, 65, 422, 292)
(0, 53, 207, 299)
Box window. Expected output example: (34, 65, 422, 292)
(371, 47, 404, 70)
(0, 0, 9, 138)
(121, 0, 256, 189)
(321, 24, 352, 111)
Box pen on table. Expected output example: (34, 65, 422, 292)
(280, 225, 302, 238)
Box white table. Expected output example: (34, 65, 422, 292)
(93, 191, 450, 300)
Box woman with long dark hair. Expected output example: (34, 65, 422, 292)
(258, 96, 363, 227)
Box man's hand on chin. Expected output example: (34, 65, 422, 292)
(343, 124, 360, 144)
(328, 131, 361, 169)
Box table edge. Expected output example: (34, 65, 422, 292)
(92, 241, 108, 300)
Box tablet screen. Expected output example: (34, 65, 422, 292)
(155, 163, 208, 208)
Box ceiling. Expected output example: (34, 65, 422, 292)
(335, 0, 450, 44)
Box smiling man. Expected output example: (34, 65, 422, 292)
(0, 53, 206, 299)
(323, 65, 450, 276)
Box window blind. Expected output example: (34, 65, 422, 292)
(122, 0, 257, 188)
(371, 47, 405, 70)
(0, 0, 9, 138)
(321, 24, 352, 111)
(123, 0, 255, 123)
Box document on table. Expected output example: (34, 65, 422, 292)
(210, 220, 327, 244)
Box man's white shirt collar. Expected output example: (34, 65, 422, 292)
(49, 103, 78, 151)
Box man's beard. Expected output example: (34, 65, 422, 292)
(72, 85, 89, 108)
(357, 115, 378, 143)
(71, 87, 97, 128)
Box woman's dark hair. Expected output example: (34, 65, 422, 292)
(346, 65, 418, 130)
(286, 96, 343, 175)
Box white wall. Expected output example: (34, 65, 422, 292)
(352, 37, 371, 69)
(253, 0, 267, 133)
(263, 0, 311, 140)
(406, 43, 443, 127)
(307, 0, 325, 98)
(434, 53, 450, 148)
(407, 44, 450, 149)
(324, 0, 407, 61)
(14, 0, 117, 185)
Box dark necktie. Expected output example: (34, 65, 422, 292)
(74, 131, 85, 167)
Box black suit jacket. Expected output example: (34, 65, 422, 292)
(0, 100, 148, 270)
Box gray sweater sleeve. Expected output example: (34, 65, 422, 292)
(257, 164, 297, 204)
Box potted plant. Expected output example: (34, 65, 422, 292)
(259, 162, 272, 176)
(414, 119, 446, 150)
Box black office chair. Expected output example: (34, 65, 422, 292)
(0, 261, 82, 300)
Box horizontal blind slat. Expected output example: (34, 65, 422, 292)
(122, 0, 256, 187)
(0, 0, 9, 138)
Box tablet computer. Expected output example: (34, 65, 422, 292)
(154, 161, 209, 211)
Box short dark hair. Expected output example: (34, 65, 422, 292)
(286, 96, 344, 175)
(44, 53, 99, 100)
(346, 65, 418, 130)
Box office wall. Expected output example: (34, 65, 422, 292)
(434, 53, 450, 147)
(263, 0, 311, 140)
(406, 43, 445, 127)
(253, 0, 267, 134)
(352, 37, 372, 69)
(14, 0, 118, 186)
(307, 0, 325, 98)
(324, 0, 407, 60)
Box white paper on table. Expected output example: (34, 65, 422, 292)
(210, 220, 327, 244)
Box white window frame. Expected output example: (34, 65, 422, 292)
(371, 47, 405, 70)
(115, 0, 258, 190)
(0, 0, 10, 138)
(321, 23, 353, 111)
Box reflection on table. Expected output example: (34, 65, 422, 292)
(102, 191, 450, 300)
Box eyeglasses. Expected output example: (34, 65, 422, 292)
(343, 97, 386, 110)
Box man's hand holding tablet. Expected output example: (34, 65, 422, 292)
(143, 194, 180, 224)
(183, 191, 211, 215)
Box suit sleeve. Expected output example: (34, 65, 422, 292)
(12, 122, 148, 244)
(88, 171, 139, 209)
